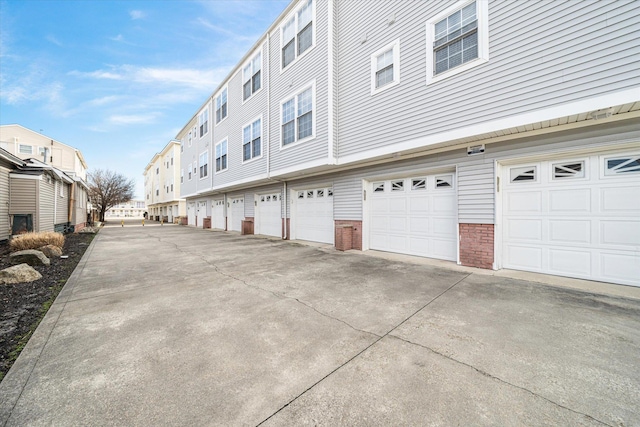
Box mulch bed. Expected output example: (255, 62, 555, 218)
(0, 232, 96, 381)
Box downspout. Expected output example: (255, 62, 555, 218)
(266, 32, 271, 179)
(54, 179, 58, 226)
(68, 182, 75, 225)
(283, 181, 287, 240)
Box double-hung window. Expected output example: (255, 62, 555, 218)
(371, 40, 400, 94)
(188, 163, 192, 180)
(215, 139, 228, 172)
(19, 144, 32, 154)
(215, 88, 227, 124)
(181, 169, 184, 184)
(199, 151, 208, 179)
(188, 131, 192, 147)
(427, 0, 488, 84)
(243, 51, 262, 101)
(243, 118, 262, 161)
(199, 108, 209, 137)
(281, 0, 314, 69)
(281, 84, 314, 147)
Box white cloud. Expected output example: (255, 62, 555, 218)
(110, 34, 124, 42)
(109, 113, 161, 125)
(46, 34, 63, 46)
(129, 10, 146, 20)
(69, 69, 123, 80)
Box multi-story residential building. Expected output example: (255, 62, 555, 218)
(0, 124, 91, 232)
(105, 200, 147, 219)
(0, 124, 88, 180)
(178, 0, 639, 287)
(143, 140, 186, 222)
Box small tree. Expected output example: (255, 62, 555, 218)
(88, 169, 135, 222)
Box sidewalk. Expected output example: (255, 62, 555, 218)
(1, 220, 639, 426)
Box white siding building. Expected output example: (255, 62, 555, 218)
(175, 0, 639, 287)
(143, 140, 186, 223)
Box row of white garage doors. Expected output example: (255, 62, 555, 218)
(186, 151, 639, 287)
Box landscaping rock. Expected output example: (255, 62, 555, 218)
(9, 250, 50, 266)
(38, 245, 63, 258)
(0, 263, 43, 285)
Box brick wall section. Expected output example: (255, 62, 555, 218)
(203, 217, 211, 229)
(283, 218, 290, 240)
(242, 217, 254, 235)
(335, 225, 353, 251)
(334, 220, 363, 251)
(459, 223, 494, 269)
(74, 223, 86, 232)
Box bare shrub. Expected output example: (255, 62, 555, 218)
(9, 232, 65, 252)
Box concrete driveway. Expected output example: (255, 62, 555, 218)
(1, 219, 639, 426)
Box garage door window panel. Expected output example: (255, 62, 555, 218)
(552, 161, 585, 180)
(604, 155, 640, 176)
(510, 166, 537, 183)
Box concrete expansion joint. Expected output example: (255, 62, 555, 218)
(258, 273, 474, 426)
(386, 334, 611, 427)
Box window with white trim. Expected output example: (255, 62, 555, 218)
(199, 151, 208, 179)
(188, 163, 192, 180)
(371, 40, 400, 94)
(281, 0, 314, 69)
(215, 139, 228, 172)
(188, 131, 192, 147)
(38, 147, 47, 156)
(19, 144, 32, 154)
(243, 51, 262, 101)
(199, 108, 209, 137)
(426, 0, 488, 84)
(281, 84, 314, 147)
(435, 174, 454, 188)
(215, 88, 228, 124)
(181, 169, 184, 184)
(243, 118, 262, 161)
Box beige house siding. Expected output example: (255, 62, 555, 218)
(38, 178, 55, 232)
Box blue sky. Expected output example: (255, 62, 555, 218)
(0, 0, 290, 198)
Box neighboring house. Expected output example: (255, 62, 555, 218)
(105, 200, 147, 218)
(0, 124, 88, 180)
(174, 0, 639, 287)
(0, 124, 91, 232)
(143, 140, 186, 223)
(0, 149, 24, 241)
(0, 150, 77, 237)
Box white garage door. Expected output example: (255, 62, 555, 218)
(212, 199, 225, 230)
(502, 152, 640, 287)
(293, 187, 334, 244)
(369, 174, 457, 261)
(187, 202, 196, 226)
(228, 197, 244, 232)
(255, 193, 282, 237)
(197, 201, 207, 227)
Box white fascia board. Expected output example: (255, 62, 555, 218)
(9, 173, 42, 180)
(204, 173, 270, 194)
(338, 87, 640, 166)
(270, 158, 331, 178)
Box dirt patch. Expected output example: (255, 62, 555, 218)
(0, 232, 96, 381)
